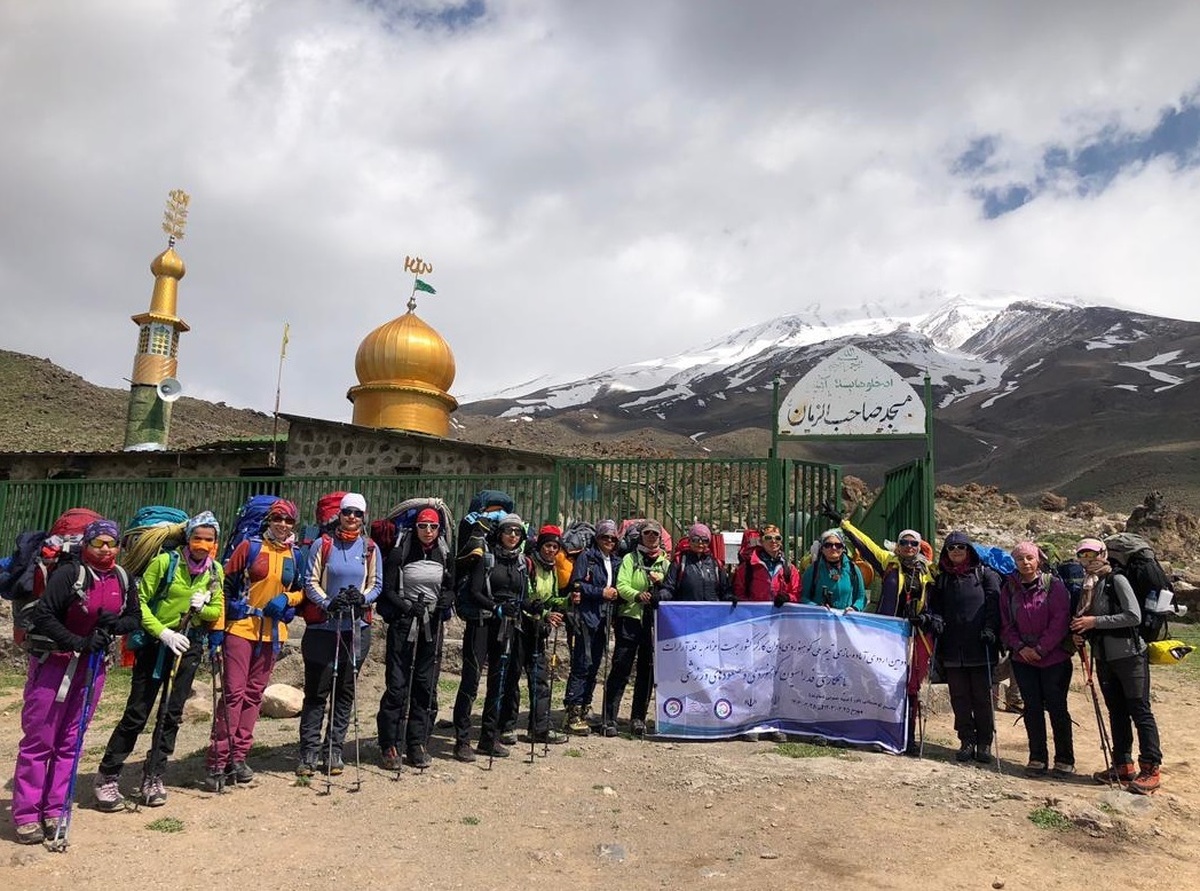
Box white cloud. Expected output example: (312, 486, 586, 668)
(1, 0, 1199, 427)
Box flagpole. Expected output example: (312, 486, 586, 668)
(270, 322, 289, 468)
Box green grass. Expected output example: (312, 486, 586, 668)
(146, 817, 185, 833)
(563, 748, 583, 758)
(461, 815, 480, 826)
(773, 741, 853, 759)
(1028, 806, 1072, 832)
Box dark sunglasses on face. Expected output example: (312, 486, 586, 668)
(822, 542, 843, 550)
(88, 538, 118, 549)
(1076, 549, 1099, 558)
(267, 515, 296, 525)
(641, 531, 660, 538)
(597, 535, 618, 543)
(898, 539, 919, 548)
(947, 544, 968, 551)
(500, 527, 522, 536)
(341, 509, 364, 518)
(416, 522, 440, 531)
(761, 535, 783, 542)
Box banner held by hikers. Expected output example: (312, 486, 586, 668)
(654, 603, 910, 753)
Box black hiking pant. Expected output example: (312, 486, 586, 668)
(500, 621, 553, 737)
(376, 612, 440, 753)
(298, 627, 371, 763)
(99, 634, 202, 777)
(944, 664, 994, 747)
(604, 614, 654, 724)
(1012, 659, 1075, 766)
(453, 617, 515, 748)
(1098, 652, 1161, 766)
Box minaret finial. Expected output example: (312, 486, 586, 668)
(161, 189, 191, 249)
(404, 254, 436, 312)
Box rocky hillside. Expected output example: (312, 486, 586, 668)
(0, 349, 279, 452)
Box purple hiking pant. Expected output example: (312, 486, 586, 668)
(207, 633, 276, 769)
(11, 654, 105, 826)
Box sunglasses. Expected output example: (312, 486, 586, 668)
(1076, 549, 1099, 558)
(641, 531, 661, 538)
(821, 542, 844, 550)
(500, 527, 522, 536)
(597, 535, 618, 543)
(691, 538, 710, 545)
(947, 544, 969, 551)
(416, 522, 440, 531)
(897, 539, 919, 548)
(341, 509, 365, 518)
(88, 538, 119, 549)
(267, 515, 296, 525)
(761, 534, 783, 543)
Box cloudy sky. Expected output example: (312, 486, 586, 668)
(3, 1, 1199, 421)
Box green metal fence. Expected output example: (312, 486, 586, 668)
(0, 458, 846, 563)
(853, 457, 934, 551)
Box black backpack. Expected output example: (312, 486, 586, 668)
(1103, 533, 1174, 644)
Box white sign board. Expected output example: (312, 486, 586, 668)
(778, 345, 925, 436)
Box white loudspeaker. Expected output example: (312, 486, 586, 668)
(156, 377, 184, 402)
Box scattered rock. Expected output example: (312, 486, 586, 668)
(183, 690, 212, 722)
(261, 683, 304, 718)
(760, 851, 780, 860)
(597, 842, 626, 864)
(1097, 789, 1154, 816)
(1039, 492, 1068, 512)
(992, 881, 1005, 889)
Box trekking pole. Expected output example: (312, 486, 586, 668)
(489, 612, 516, 771)
(919, 636, 936, 760)
(527, 616, 539, 764)
(1080, 644, 1115, 786)
(323, 609, 343, 796)
(545, 624, 560, 757)
(47, 649, 104, 852)
(207, 644, 227, 794)
(349, 605, 362, 792)
(984, 644, 1001, 775)
(395, 612, 421, 777)
(140, 607, 197, 810)
(600, 605, 612, 728)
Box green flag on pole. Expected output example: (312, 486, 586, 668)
(413, 278, 436, 295)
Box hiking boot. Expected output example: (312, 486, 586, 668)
(476, 741, 510, 758)
(534, 729, 569, 745)
(406, 745, 432, 769)
(223, 761, 253, 784)
(565, 707, 590, 736)
(93, 772, 125, 812)
(295, 759, 316, 778)
(601, 720, 619, 738)
(740, 731, 761, 742)
(1092, 762, 1136, 786)
(328, 753, 345, 776)
(1128, 762, 1161, 795)
(499, 731, 518, 746)
(1051, 762, 1076, 779)
(974, 745, 993, 765)
(380, 746, 402, 770)
(203, 770, 226, 793)
(954, 742, 975, 762)
(15, 822, 44, 845)
(631, 718, 647, 738)
(453, 742, 477, 763)
(1024, 760, 1049, 778)
(141, 775, 167, 807)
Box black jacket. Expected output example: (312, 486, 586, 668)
(662, 552, 733, 603)
(926, 544, 1001, 669)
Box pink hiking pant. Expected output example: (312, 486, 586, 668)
(208, 633, 276, 769)
(11, 654, 106, 826)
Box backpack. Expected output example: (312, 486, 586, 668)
(19, 554, 131, 655)
(1055, 559, 1086, 616)
(972, 544, 1017, 577)
(222, 495, 282, 561)
(222, 536, 303, 652)
(617, 519, 673, 558)
(375, 499, 454, 623)
(122, 550, 182, 653)
(561, 520, 596, 556)
(468, 489, 515, 515)
(1103, 533, 1175, 644)
(292, 491, 349, 601)
(298, 533, 378, 626)
(801, 557, 863, 607)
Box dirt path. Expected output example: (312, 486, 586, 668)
(2, 643, 1198, 890)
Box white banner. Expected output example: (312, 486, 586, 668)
(654, 602, 911, 752)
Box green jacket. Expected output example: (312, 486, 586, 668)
(616, 549, 672, 621)
(529, 558, 568, 613)
(139, 550, 225, 639)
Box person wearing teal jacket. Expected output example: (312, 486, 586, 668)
(800, 528, 867, 611)
(602, 521, 672, 738)
(94, 512, 224, 811)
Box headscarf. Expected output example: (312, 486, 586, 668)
(82, 518, 121, 572)
(264, 499, 298, 546)
(938, 530, 975, 577)
(595, 519, 618, 538)
(637, 524, 663, 559)
(184, 511, 220, 575)
(495, 514, 525, 559)
(1075, 538, 1111, 616)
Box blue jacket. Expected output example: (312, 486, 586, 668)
(568, 545, 622, 629)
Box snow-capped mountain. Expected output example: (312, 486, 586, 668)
(461, 298, 1200, 501)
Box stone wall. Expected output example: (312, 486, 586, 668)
(282, 416, 556, 476)
(0, 448, 273, 481)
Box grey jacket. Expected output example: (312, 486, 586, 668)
(1086, 572, 1146, 662)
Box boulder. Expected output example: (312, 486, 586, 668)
(261, 683, 304, 718)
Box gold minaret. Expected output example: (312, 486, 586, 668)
(123, 190, 192, 450)
(348, 256, 458, 436)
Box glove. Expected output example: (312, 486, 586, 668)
(344, 586, 366, 608)
(648, 591, 662, 607)
(908, 612, 931, 630)
(95, 609, 120, 632)
(980, 627, 997, 646)
(159, 628, 191, 656)
(190, 590, 210, 610)
(281, 607, 296, 624)
(819, 500, 843, 524)
(263, 594, 290, 620)
(83, 627, 113, 653)
(773, 592, 788, 608)
(326, 591, 349, 614)
(526, 599, 545, 618)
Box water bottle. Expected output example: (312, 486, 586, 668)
(1145, 590, 1160, 614)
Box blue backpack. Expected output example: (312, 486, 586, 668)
(972, 544, 1016, 577)
(129, 506, 189, 530)
(222, 495, 283, 561)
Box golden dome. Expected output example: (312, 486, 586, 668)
(348, 309, 458, 437)
(150, 247, 186, 279)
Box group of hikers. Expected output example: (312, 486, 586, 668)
(5, 488, 1173, 849)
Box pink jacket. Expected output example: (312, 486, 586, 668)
(732, 548, 800, 603)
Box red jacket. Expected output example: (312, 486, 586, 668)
(732, 548, 800, 603)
